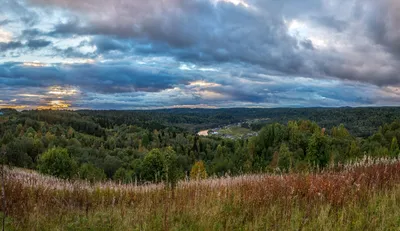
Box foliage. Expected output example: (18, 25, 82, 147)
(78, 163, 106, 183)
(1, 109, 400, 184)
(141, 147, 179, 186)
(190, 160, 208, 180)
(37, 147, 77, 179)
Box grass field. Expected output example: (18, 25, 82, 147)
(217, 126, 253, 138)
(2, 157, 400, 230)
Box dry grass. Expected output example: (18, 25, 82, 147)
(2, 157, 400, 230)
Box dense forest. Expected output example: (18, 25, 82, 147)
(78, 107, 400, 137)
(1, 107, 400, 185)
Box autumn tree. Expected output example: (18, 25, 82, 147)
(190, 160, 208, 180)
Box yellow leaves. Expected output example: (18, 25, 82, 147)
(190, 160, 208, 180)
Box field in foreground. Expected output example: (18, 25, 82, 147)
(2, 157, 400, 231)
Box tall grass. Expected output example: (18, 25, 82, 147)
(3, 157, 400, 230)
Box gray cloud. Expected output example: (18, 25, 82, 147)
(23, 0, 399, 86)
(1, 0, 39, 26)
(1, 0, 400, 109)
(21, 29, 44, 39)
(32, 0, 304, 72)
(310, 16, 348, 32)
(0, 62, 193, 94)
(26, 39, 51, 49)
(363, 0, 400, 57)
(0, 19, 12, 26)
(0, 41, 23, 51)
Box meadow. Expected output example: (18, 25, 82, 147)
(2, 156, 400, 230)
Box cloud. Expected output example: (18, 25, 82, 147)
(26, 39, 51, 49)
(0, 62, 192, 94)
(310, 16, 348, 32)
(21, 29, 43, 38)
(0, 60, 398, 109)
(0, 41, 23, 51)
(90, 36, 132, 53)
(1, 0, 400, 109)
(0, 0, 39, 26)
(0, 19, 11, 26)
(23, 0, 399, 87)
(363, 0, 400, 57)
(31, 0, 303, 72)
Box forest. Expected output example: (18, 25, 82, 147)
(1, 107, 400, 185)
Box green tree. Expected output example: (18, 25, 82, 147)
(278, 143, 293, 172)
(78, 163, 106, 183)
(306, 131, 329, 168)
(113, 167, 133, 183)
(163, 147, 179, 187)
(390, 137, 399, 156)
(37, 147, 77, 179)
(332, 124, 351, 138)
(348, 141, 361, 159)
(142, 149, 165, 183)
(102, 155, 123, 178)
(142, 147, 180, 186)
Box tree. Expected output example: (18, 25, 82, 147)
(348, 141, 361, 159)
(142, 147, 180, 186)
(78, 163, 106, 183)
(190, 160, 208, 180)
(278, 143, 293, 172)
(332, 124, 350, 139)
(37, 148, 77, 179)
(390, 137, 399, 156)
(102, 155, 123, 178)
(306, 131, 329, 168)
(142, 149, 165, 183)
(163, 147, 179, 187)
(113, 167, 133, 183)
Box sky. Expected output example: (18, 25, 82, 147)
(0, 0, 400, 110)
